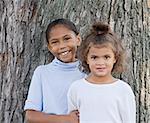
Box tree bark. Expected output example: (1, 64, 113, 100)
(0, 0, 149, 123)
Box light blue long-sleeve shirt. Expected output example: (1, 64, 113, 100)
(24, 58, 85, 114)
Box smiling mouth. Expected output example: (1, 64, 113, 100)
(59, 50, 71, 56)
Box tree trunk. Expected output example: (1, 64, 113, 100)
(0, 0, 149, 123)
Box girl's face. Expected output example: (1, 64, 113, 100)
(86, 45, 116, 80)
(48, 25, 81, 63)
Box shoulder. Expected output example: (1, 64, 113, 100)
(34, 65, 44, 71)
(69, 79, 84, 90)
(34, 63, 52, 73)
(117, 80, 132, 89)
(70, 78, 84, 87)
(68, 79, 84, 97)
(117, 80, 135, 97)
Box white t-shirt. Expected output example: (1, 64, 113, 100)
(67, 78, 136, 123)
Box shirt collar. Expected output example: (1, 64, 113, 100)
(51, 57, 80, 70)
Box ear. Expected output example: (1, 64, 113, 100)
(76, 34, 82, 46)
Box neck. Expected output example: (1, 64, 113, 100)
(86, 74, 116, 84)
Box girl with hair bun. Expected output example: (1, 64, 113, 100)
(67, 22, 136, 123)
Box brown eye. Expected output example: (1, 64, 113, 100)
(104, 55, 110, 59)
(91, 55, 98, 60)
(64, 37, 71, 41)
(50, 40, 59, 46)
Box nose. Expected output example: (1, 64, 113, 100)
(96, 58, 105, 65)
(59, 40, 67, 49)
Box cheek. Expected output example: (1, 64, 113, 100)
(113, 58, 116, 64)
(106, 60, 115, 67)
(48, 44, 53, 51)
(48, 47, 57, 55)
(88, 64, 92, 70)
(88, 62, 95, 69)
(49, 47, 54, 53)
(86, 57, 90, 65)
(110, 61, 116, 69)
(86, 59, 89, 65)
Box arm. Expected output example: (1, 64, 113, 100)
(120, 86, 136, 123)
(25, 67, 78, 123)
(67, 85, 78, 114)
(24, 67, 72, 123)
(25, 110, 78, 123)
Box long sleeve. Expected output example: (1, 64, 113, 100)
(120, 86, 136, 123)
(67, 85, 78, 113)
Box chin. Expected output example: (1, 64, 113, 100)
(61, 59, 73, 63)
(95, 73, 107, 77)
(59, 55, 74, 62)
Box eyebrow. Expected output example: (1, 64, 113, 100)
(89, 53, 112, 56)
(50, 34, 71, 41)
(49, 39, 58, 42)
(63, 34, 71, 38)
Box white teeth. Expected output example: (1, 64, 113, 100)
(61, 51, 69, 56)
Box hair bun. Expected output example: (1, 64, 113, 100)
(92, 22, 111, 35)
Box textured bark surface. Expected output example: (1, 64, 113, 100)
(0, 0, 149, 123)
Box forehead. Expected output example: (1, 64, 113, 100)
(88, 45, 115, 55)
(49, 25, 75, 39)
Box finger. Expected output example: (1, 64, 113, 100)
(73, 110, 80, 118)
(71, 110, 78, 115)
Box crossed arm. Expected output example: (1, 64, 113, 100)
(25, 110, 79, 123)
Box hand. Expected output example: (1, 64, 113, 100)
(68, 110, 79, 123)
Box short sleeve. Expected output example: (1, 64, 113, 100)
(24, 66, 43, 111)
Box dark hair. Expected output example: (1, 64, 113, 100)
(78, 22, 126, 74)
(46, 18, 79, 43)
